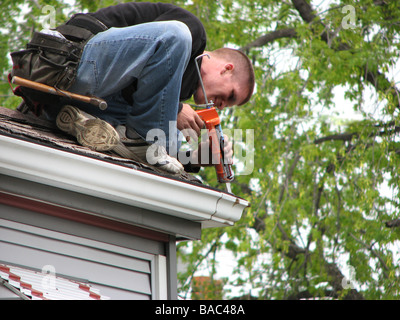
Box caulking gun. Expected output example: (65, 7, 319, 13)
(194, 54, 234, 193)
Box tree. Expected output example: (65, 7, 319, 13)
(1, 0, 400, 300)
(178, 0, 400, 300)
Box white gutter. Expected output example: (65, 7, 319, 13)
(0, 135, 248, 228)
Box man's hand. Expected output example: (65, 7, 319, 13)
(177, 103, 204, 141)
(190, 134, 233, 168)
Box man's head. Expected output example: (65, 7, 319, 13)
(194, 48, 255, 109)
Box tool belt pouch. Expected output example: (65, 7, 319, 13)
(10, 31, 83, 108)
(9, 14, 108, 115)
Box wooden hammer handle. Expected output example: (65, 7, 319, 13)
(12, 76, 107, 110)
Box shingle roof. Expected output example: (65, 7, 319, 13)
(0, 106, 202, 184)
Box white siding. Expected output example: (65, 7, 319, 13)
(0, 218, 166, 300)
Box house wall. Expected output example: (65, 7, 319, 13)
(0, 211, 170, 299)
(0, 174, 201, 300)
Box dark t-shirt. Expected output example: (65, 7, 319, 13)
(89, 2, 207, 102)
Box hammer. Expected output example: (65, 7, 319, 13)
(11, 76, 108, 110)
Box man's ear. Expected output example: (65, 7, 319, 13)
(221, 63, 234, 75)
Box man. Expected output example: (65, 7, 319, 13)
(48, 2, 255, 174)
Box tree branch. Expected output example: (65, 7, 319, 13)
(241, 0, 400, 108)
(291, 0, 316, 23)
(279, 151, 301, 204)
(289, 0, 400, 105)
(385, 218, 400, 228)
(240, 28, 297, 51)
(349, 233, 390, 279)
(314, 124, 400, 145)
(325, 262, 365, 299)
(314, 132, 357, 145)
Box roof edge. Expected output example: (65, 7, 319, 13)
(0, 134, 248, 228)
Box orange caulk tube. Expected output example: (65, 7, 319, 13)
(196, 107, 234, 184)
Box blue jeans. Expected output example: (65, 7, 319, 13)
(60, 21, 192, 155)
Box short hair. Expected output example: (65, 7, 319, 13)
(211, 48, 255, 105)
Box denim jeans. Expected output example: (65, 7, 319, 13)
(63, 21, 192, 155)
